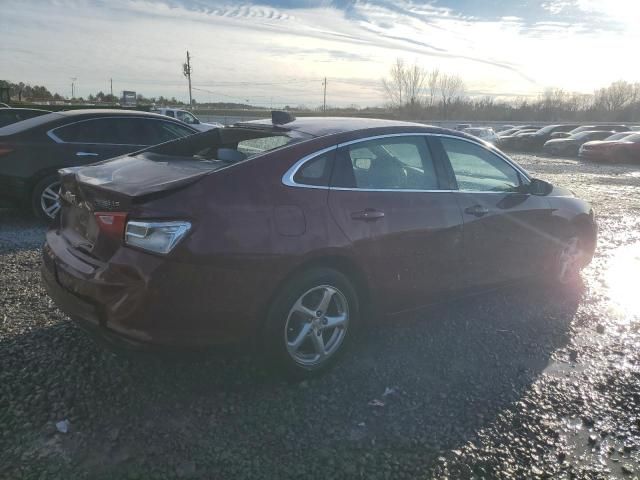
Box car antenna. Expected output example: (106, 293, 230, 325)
(272, 110, 296, 125)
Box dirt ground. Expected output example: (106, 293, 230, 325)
(1, 153, 639, 479)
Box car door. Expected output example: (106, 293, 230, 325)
(49, 117, 194, 167)
(431, 135, 555, 288)
(328, 134, 464, 315)
(49, 117, 145, 166)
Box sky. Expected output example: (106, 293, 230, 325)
(1, 0, 639, 107)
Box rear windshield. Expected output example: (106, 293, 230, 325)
(0, 111, 63, 136)
(573, 131, 611, 140)
(147, 126, 309, 164)
(606, 132, 634, 141)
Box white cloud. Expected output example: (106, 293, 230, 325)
(0, 0, 638, 107)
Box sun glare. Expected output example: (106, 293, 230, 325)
(604, 243, 640, 320)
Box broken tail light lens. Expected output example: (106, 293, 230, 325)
(0, 144, 14, 157)
(94, 212, 128, 239)
(124, 220, 191, 254)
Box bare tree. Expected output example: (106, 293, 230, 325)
(438, 73, 465, 119)
(381, 58, 427, 110)
(595, 80, 635, 112)
(426, 68, 440, 107)
(404, 63, 427, 107)
(381, 58, 407, 108)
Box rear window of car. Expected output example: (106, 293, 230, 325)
(0, 112, 63, 136)
(52, 117, 194, 145)
(237, 135, 291, 156)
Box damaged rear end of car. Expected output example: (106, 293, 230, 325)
(42, 125, 308, 348)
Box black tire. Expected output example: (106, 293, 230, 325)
(262, 268, 359, 380)
(31, 174, 61, 222)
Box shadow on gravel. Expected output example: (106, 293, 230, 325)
(0, 277, 584, 478)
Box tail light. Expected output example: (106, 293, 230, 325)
(0, 143, 14, 157)
(125, 220, 191, 254)
(94, 212, 128, 239)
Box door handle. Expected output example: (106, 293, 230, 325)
(464, 205, 490, 217)
(75, 152, 99, 157)
(351, 209, 385, 221)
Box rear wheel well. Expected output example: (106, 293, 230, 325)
(28, 168, 60, 191)
(263, 255, 373, 328)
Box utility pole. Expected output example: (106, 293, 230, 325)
(183, 51, 193, 109)
(110, 78, 113, 100)
(71, 77, 77, 99)
(322, 77, 327, 114)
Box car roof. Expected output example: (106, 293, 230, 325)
(57, 109, 169, 118)
(0, 109, 195, 136)
(237, 116, 452, 137)
(0, 107, 51, 113)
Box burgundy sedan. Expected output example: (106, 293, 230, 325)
(42, 114, 597, 378)
(579, 132, 640, 163)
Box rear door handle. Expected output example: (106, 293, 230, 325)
(464, 205, 490, 217)
(76, 152, 99, 157)
(351, 209, 385, 221)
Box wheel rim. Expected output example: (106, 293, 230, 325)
(557, 237, 584, 284)
(40, 180, 61, 219)
(284, 285, 349, 367)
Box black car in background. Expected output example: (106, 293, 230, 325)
(0, 108, 51, 128)
(496, 128, 539, 149)
(0, 110, 197, 219)
(543, 130, 615, 156)
(516, 124, 581, 151)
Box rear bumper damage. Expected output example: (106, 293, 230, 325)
(41, 229, 260, 349)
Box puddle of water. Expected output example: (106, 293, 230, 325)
(543, 360, 586, 378)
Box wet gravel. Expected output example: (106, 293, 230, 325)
(1, 154, 640, 479)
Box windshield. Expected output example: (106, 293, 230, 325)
(536, 125, 560, 134)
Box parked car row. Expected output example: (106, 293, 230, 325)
(494, 123, 639, 163)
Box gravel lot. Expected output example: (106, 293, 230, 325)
(1, 153, 639, 479)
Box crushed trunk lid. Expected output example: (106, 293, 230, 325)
(64, 152, 226, 199)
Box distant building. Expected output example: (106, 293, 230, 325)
(121, 90, 136, 107)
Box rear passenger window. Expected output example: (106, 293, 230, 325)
(293, 153, 333, 187)
(332, 136, 439, 190)
(53, 119, 123, 144)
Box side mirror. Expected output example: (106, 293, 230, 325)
(528, 178, 552, 195)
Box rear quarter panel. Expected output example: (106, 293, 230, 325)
(128, 136, 353, 340)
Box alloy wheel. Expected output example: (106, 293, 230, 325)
(284, 285, 349, 367)
(40, 180, 61, 219)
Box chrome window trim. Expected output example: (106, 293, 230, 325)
(281, 132, 531, 192)
(282, 145, 338, 190)
(46, 116, 196, 146)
